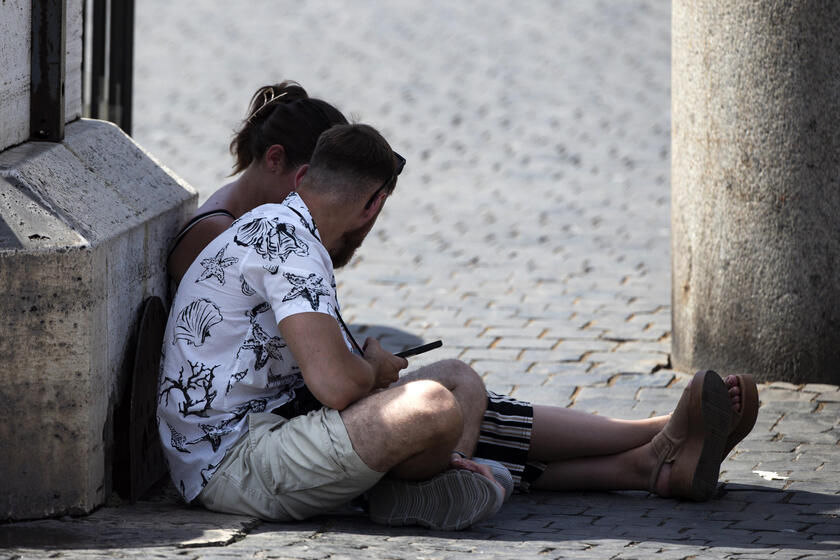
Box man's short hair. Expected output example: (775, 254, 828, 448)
(305, 124, 398, 201)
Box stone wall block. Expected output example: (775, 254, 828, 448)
(0, 119, 197, 520)
(671, 1, 840, 383)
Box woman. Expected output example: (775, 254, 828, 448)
(167, 81, 758, 500)
(168, 81, 348, 283)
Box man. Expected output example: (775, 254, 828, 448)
(157, 123, 506, 530)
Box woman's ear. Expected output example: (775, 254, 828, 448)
(264, 144, 287, 173)
(293, 164, 309, 189)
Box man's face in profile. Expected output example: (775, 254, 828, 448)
(330, 217, 376, 269)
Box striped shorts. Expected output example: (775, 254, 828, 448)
(475, 391, 547, 492)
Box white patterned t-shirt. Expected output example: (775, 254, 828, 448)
(157, 192, 352, 502)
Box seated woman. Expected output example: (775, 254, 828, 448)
(168, 81, 348, 283)
(166, 81, 759, 503)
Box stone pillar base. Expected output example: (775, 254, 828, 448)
(0, 119, 197, 520)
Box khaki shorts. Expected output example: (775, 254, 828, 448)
(198, 409, 384, 521)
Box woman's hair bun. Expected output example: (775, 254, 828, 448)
(229, 81, 348, 176)
(245, 81, 309, 124)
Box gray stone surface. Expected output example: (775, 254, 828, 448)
(0, 119, 196, 520)
(0, 0, 83, 152)
(671, 1, 840, 384)
(1, 0, 837, 558)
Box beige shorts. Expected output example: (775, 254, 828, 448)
(198, 409, 384, 521)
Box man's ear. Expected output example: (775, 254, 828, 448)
(293, 164, 309, 189)
(264, 144, 287, 173)
(361, 189, 387, 220)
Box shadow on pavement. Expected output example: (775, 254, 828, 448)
(1, 482, 836, 552)
(345, 324, 426, 355)
(304, 486, 840, 552)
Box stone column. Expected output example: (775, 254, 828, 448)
(671, 1, 840, 384)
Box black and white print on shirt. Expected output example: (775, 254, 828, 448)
(173, 298, 223, 347)
(282, 272, 331, 311)
(237, 302, 286, 370)
(240, 274, 256, 296)
(159, 360, 219, 418)
(283, 197, 319, 238)
(189, 422, 233, 453)
(185, 397, 268, 453)
(228, 397, 268, 420)
(267, 367, 306, 393)
(201, 460, 222, 487)
(195, 243, 238, 285)
(225, 369, 249, 395)
(234, 217, 309, 262)
(167, 421, 191, 454)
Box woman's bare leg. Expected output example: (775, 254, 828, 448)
(528, 374, 743, 493)
(530, 440, 673, 495)
(528, 405, 669, 462)
(529, 374, 743, 463)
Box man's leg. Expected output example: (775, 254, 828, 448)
(394, 359, 488, 459)
(342, 376, 504, 530)
(341, 378, 468, 479)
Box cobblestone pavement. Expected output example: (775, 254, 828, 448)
(3, 1, 839, 558)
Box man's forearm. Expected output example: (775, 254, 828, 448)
(304, 353, 375, 411)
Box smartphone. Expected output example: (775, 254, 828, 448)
(395, 340, 443, 358)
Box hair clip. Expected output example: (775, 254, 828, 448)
(246, 89, 289, 124)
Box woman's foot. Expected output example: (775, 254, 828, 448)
(648, 371, 732, 501)
(660, 374, 747, 431)
(721, 374, 759, 458)
(725, 375, 742, 412)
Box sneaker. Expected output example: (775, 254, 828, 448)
(367, 468, 504, 531)
(471, 457, 514, 501)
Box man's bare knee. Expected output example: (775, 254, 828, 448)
(401, 380, 463, 443)
(401, 359, 486, 393)
(443, 359, 485, 394)
(341, 380, 463, 473)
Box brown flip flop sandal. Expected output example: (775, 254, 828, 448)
(723, 374, 759, 459)
(649, 370, 731, 501)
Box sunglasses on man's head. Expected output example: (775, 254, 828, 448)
(364, 152, 406, 210)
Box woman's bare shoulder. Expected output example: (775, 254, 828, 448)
(168, 182, 240, 284)
(197, 181, 240, 215)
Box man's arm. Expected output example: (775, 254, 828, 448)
(279, 312, 408, 410)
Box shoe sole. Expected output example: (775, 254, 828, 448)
(368, 469, 503, 531)
(671, 370, 731, 501)
(471, 458, 514, 501)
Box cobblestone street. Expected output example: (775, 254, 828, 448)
(2, 1, 838, 558)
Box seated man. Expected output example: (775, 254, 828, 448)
(157, 123, 505, 530)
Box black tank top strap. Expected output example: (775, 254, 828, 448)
(168, 209, 236, 257)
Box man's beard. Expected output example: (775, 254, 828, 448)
(329, 222, 371, 269)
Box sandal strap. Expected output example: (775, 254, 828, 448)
(648, 428, 678, 493)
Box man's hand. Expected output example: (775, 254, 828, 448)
(362, 337, 408, 389)
(449, 454, 504, 493)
